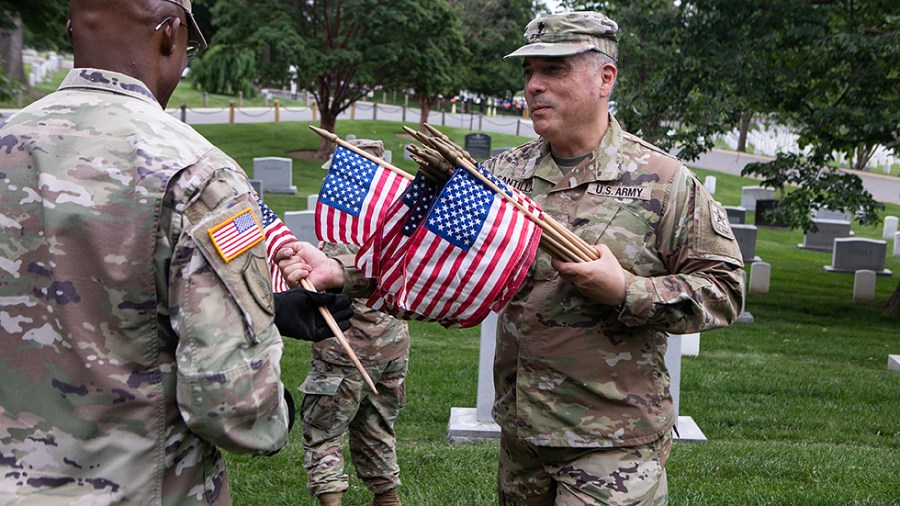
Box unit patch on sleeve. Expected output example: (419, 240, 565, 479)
(710, 201, 735, 239)
(208, 208, 265, 262)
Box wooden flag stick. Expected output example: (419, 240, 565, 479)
(309, 125, 414, 181)
(299, 278, 379, 394)
(416, 126, 599, 263)
(423, 136, 595, 263)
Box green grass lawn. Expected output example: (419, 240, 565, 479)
(194, 121, 900, 505)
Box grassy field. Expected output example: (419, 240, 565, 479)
(191, 120, 900, 505)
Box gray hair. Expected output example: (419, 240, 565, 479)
(577, 50, 617, 95)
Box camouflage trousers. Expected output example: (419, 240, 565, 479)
(300, 356, 408, 497)
(498, 430, 672, 505)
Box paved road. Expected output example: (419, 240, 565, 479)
(4, 100, 897, 204)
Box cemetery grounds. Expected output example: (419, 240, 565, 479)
(192, 120, 900, 506)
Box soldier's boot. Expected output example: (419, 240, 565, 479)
(318, 492, 343, 506)
(361, 488, 401, 506)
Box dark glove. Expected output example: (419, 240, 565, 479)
(273, 287, 352, 342)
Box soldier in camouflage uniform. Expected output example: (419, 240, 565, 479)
(483, 11, 745, 505)
(289, 140, 408, 506)
(301, 241, 409, 506)
(0, 0, 350, 503)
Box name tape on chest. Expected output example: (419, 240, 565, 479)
(208, 208, 264, 262)
(588, 184, 652, 201)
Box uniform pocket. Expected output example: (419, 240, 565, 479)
(299, 373, 343, 431)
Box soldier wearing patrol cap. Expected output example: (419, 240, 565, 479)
(0, 0, 351, 503)
(484, 10, 745, 505)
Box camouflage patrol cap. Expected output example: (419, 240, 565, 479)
(321, 139, 385, 170)
(349, 139, 385, 158)
(505, 11, 618, 61)
(162, 0, 208, 51)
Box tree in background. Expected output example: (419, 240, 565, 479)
(450, 0, 537, 104)
(380, 0, 467, 131)
(0, 0, 67, 99)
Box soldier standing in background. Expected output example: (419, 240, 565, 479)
(0, 0, 349, 503)
(301, 140, 408, 506)
(483, 11, 745, 505)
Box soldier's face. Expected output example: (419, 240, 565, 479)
(522, 55, 609, 151)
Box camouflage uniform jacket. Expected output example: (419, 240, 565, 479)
(484, 115, 744, 448)
(0, 69, 290, 504)
(317, 243, 409, 367)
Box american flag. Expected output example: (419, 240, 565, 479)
(315, 146, 410, 247)
(370, 164, 542, 328)
(355, 173, 439, 278)
(258, 198, 296, 292)
(362, 173, 441, 316)
(208, 208, 265, 263)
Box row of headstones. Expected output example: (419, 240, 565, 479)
(27, 52, 66, 88)
(249, 133, 501, 199)
(712, 182, 899, 272)
(716, 127, 897, 173)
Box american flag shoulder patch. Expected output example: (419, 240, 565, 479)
(208, 208, 265, 262)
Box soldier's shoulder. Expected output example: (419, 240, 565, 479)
(621, 131, 684, 168)
(484, 139, 543, 176)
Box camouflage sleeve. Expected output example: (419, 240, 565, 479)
(166, 161, 290, 455)
(618, 169, 745, 332)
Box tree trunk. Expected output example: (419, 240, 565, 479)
(315, 112, 337, 161)
(853, 144, 875, 172)
(885, 281, 900, 315)
(0, 13, 27, 87)
(737, 113, 752, 152)
(417, 94, 431, 131)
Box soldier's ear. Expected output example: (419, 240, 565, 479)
(157, 17, 179, 57)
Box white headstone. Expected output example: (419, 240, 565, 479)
(447, 312, 501, 443)
(798, 219, 852, 252)
(740, 186, 775, 212)
(306, 193, 319, 211)
(680, 333, 700, 356)
(852, 270, 876, 301)
(282, 210, 318, 244)
(724, 206, 747, 225)
(731, 224, 759, 263)
(252, 157, 297, 194)
(703, 175, 717, 195)
(889, 355, 900, 372)
(883, 216, 898, 241)
(736, 270, 754, 323)
(664, 334, 707, 441)
(383, 150, 392, 163)
(826, 238, 890, 275)
(894, 231, 900, 258)
(475, 312, 498, 423)
(813, 207, 853, 221)
(749, 261, 771, 294)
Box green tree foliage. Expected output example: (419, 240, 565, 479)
(381, 0, 467, 130)
(450, 0, 537, 100)
(189, 44, 259, 97)
(0, 0, 67, 88)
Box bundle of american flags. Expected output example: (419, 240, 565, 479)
(310, 128, 544, 329)
(260, 125, 595, 329)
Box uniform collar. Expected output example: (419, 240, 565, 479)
(525, 114, 626, 189)
(58, 68, 161, 108)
